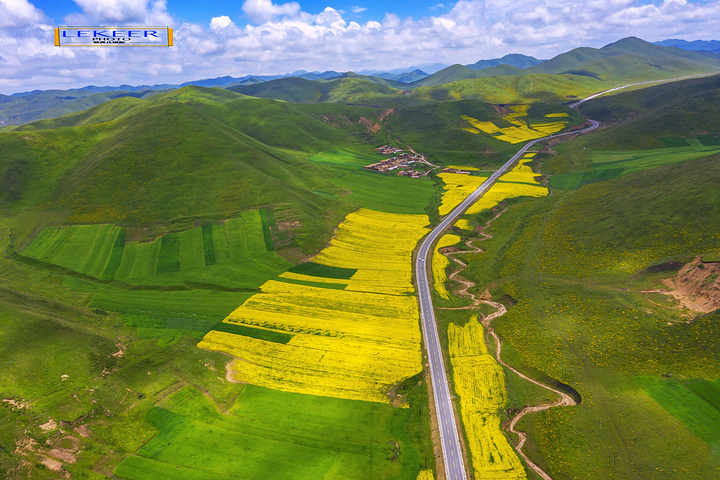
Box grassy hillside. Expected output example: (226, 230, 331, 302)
(573, 74, 720, 150)
(1, 86, 400, 254)
(528, 37, 720, 81)
(411, 37, 720, 91)
(230, 77, 400, 105)
(427, 84, 720, 478)
(0, 84, 438, 478)
(0, 89, 159, 127)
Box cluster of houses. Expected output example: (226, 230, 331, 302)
(374, 145, 403, 155)
(364, 149, 425, 178)
(441, 167, 473, 175)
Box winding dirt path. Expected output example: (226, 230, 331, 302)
(439, 207, 577, 480)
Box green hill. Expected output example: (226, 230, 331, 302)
(0, 89, 159, 127)
(467, 53, 543, 70)
(440, 82, 720, 479)
(575, 73, 720, 150)
(528, 37, 720, 82)
(410, 73, 606, 104)
(229, 77, 400, 104)
(411, 64, 483, 87)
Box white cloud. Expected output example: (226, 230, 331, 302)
(242, 0, 301, 24)
(4, 0, 720, 94)
(0, 0, 46, 27)
(352, 6, 367, 14)
(66, 0, 173, 25)
(210, 15, 233, 31)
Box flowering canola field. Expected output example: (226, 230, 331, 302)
(199, 209, 430, 403)
(461, 105, 568, 144)
(449, 317, 526, 479)
(438, 154, 548, 216)
(433, 234, 461, 299)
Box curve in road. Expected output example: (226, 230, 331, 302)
(416, 119, 599, 480)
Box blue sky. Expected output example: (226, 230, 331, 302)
(32, 0, 451, 26)
(1, 0, 719, 94)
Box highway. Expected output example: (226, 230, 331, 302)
(415, 119, 599, 480)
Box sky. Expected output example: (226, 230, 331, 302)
(1, 0, 720, 94)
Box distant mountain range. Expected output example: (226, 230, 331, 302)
(2, 37, 720, 126)
(654, 39, 720, 53)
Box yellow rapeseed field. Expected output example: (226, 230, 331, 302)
(449, 317, 526, 479)
(461, 105, 568, 144)
(416, 470, 435, 480)
(497, 154, 540, 184)
(447, 165, 481, 171)
(198, 209, 430, 403)
(437, 173, 487, 215)
(455, 219, 473, 232)
(438, 161, 548, 216)
(433, 234, 461, 300)
(278, 271, 351, 285)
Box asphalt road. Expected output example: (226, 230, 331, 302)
(415, 119, 599, 480)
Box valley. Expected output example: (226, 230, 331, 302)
(1, 36, 719, 480)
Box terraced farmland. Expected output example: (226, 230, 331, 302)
(21, 209, 290, 289)
(199, 209, 430, 403)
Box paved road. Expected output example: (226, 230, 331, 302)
(415, 119, 599, 480)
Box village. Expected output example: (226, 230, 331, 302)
(364, 145, 430, 178)
(365, 145, 479, 178)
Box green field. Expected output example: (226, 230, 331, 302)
(115, 385, 425, 480)
(22, 210, 292, 289)
(444, 147, 720, 478)
(637, 377, 720, 447)
(309, 149, 439, 216)
(549, 141, 720, 189)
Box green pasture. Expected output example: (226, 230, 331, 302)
(308, 150, 437, 215)
(21, 209, 292, 289)
(550, 141, 720, 189)
(114, 385, 427, 480)
(446, 149, 720, 479)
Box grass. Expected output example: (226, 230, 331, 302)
(155, 233, 180, 273)
(636, 377, 720, 447)
(287, 261, 357, 279)
(114, 384, 429, 480)
(308, 149, 438, 216)
(548, 142, 720, 189)
(201, 224, 216, 266)
(213, 323, 293, 344)
(21, 210, 293, 289)
(447, 147, 720, 479)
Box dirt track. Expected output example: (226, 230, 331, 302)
(439, 209, 576, 480)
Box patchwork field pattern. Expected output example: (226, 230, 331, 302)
(461, 105, 568, 144)
(448, 317, 526, 479)
(199, 209, 430, 403)
(433, 234, 461, 300)
(438, 154, 548, 216)
(22, 209, 290, 288)
(115, 385, 424, 480)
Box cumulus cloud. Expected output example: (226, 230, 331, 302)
(65, 0, 173, 25)
(210, 15, 233, 31)
(0, 0, 46, 27)
(242, 0, 301, 24)
(4, 0, 720, 94)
